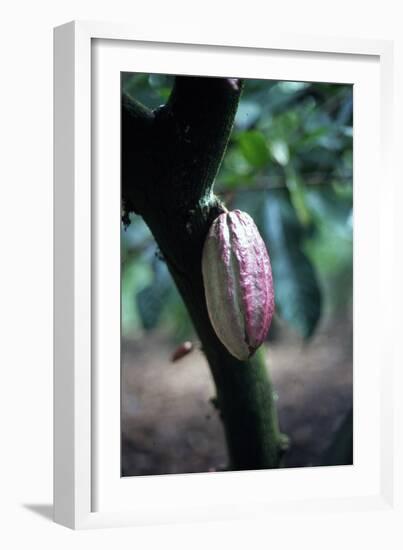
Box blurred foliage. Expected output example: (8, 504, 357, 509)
(121, 74, 352, 341)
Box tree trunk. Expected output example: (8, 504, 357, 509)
(122, 75, 285, 470)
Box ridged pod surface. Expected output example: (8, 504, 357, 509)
(202, 209, 275, 360)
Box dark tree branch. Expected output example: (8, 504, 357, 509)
(161, 76, 243, 205)
(121, 92, 155, 218)
(122, 76, 285, 470)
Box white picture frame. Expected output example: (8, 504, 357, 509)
(54, 20, 398, 530)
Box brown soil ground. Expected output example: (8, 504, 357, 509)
(121, 312, 353, 476)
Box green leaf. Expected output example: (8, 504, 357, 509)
(235, 100, 261, 130)
(221, 147, 252, 177)
(277, 81, 309, 93)
(269, 139, 289, 166)
(121, 260, 152, 336)
(261, 189, 322, 338)
(285, 168, 311, 227)
(237, 130, 270, 169)
(136, 258, 171, 331)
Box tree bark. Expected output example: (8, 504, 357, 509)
(122, 75, 285, 470)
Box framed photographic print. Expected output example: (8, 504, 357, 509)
(54, 21, 396, 529)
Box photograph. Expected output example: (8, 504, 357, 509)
(120, 72, 353, 477)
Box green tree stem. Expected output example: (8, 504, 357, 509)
(122, 76, 285, 470)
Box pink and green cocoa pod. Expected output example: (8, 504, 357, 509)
(202, 209, 275, 361)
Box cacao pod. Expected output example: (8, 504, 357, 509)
(202, 209, 274, 361)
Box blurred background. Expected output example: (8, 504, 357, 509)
(121, 74, 353, 476)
